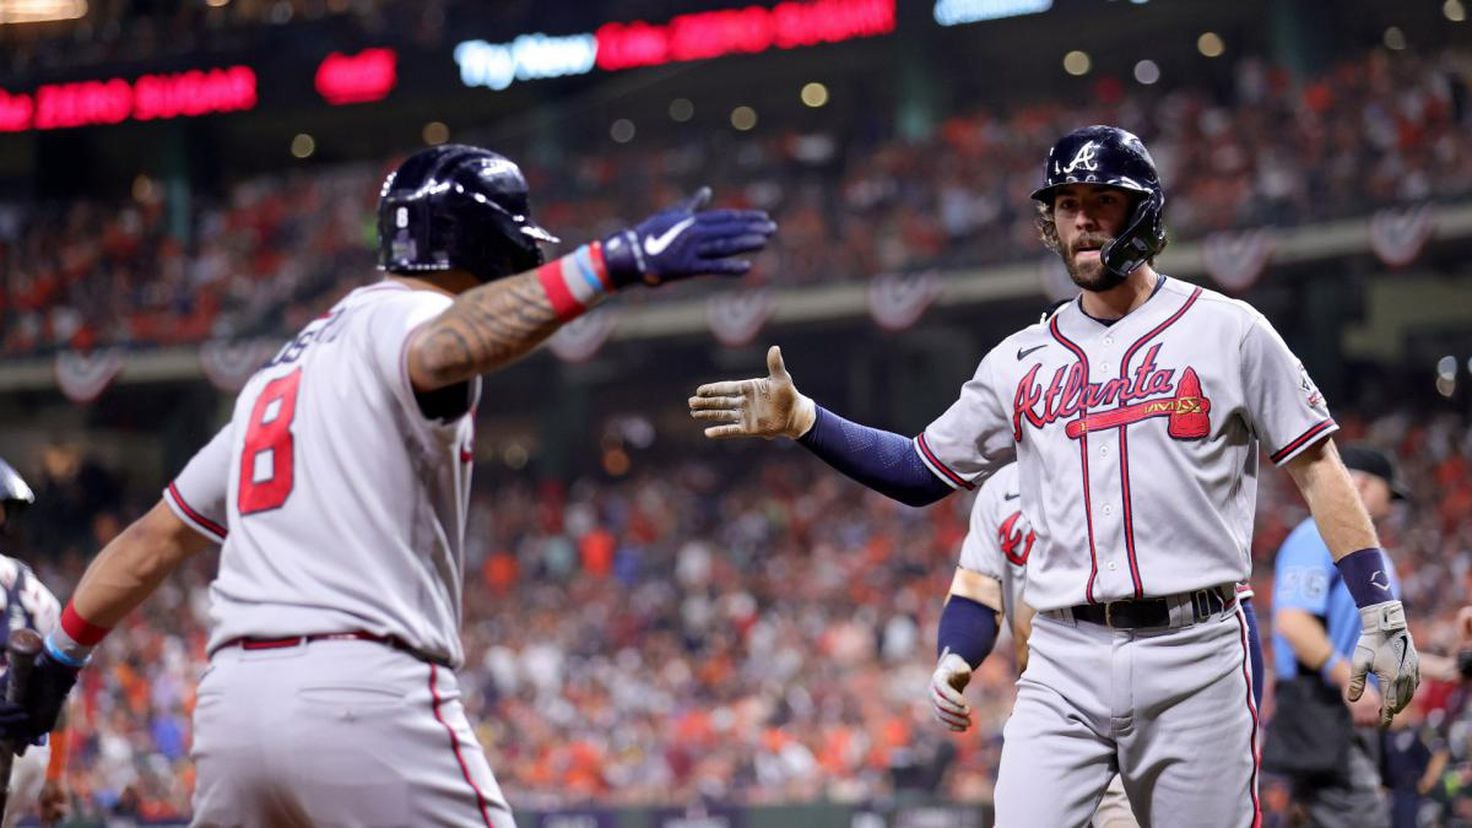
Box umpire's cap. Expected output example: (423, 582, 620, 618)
(0, 458, 34, 512)
(1031, 125, 1167, 279)
(1339, 444, 1410, 501)
(377, 144, 559, 285)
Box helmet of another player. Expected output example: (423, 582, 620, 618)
(377, 144, 560, 284)
(0, 458, 34, 533)
(1030, 125, 1167, 279)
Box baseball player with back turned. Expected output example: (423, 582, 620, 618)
(930, 459, 1266, 827)
(0, 145, 775, 826)
(690, 125, 1419, 826)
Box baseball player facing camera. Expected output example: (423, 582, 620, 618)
(692, 125, 1420, 825)
(0, 145, 775, 826)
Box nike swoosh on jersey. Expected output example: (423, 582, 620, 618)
(1004, 492, 1020, 501)
(643, 217, 696, 256)
(1017, 344, 1047, 360)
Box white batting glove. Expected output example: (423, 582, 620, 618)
(688, 345, 817, 440)
(1348, 600, 1420, 727)
(930, 650, 974, 732)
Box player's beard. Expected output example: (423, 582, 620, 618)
(1064, 234, 1126, 292)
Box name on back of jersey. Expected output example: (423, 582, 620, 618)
(265, 307, 349, 369)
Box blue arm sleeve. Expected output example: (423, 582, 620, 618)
(1241, 596, 1264, 710)
(937, 596, 999, 668)
(796, 405, 954, 507)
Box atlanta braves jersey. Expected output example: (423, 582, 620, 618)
(918, 276, 1335, 611)
(164, 281, 479, 667)
(958, 463, 1031, 633)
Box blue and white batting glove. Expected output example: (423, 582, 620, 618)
(601, 187, 776, 287)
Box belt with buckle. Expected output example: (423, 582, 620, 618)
(216, 630, 452, 668)
(1061, 586, 1236, 630)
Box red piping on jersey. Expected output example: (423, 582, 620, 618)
(1115, 286, 1202, 598)
(1048, 317, 1101, 604)
(1236, 608, 1263, 828)
(166, 482, 227, 540)
(429, 663, 495, 827)
(1269, 419, 1337, 464)
(915, 433, 975, 491)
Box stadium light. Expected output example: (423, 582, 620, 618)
(1383, 27, 1407, 50)
(1133, 59, 1160, 85)
(1197, 32, 1225, 58)
(290, 133, 315, 159)
(422, 121, 449, 145)
(1445, 0, 1466, 22)
(0, 0, 86, 24)
(1063, 50, 1091, 76)
(610, 118, 635, 143)
(801, 82, 829, 107)
(669, 98, 694, 122)
(731, 106, 757, 130)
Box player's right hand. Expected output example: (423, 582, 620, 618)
(930, 650, 974, 732)
(601, 187, 777, 288)
(689, 346, 816, 440)
(1348, 600, 1420, 727)
(0, 649, 79, 752)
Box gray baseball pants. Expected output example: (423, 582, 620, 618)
(995, 605, 1259, 827)
(191, 638, 515, 827)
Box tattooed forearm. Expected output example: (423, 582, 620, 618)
(410, 271, 563, 389)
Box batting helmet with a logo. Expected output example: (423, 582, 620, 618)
(1031, 125, 1167, 279)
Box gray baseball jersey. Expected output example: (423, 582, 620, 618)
(918, 277, 1334, 611)
(164, 281, 479, 667)
(958, 462, 1031, 634)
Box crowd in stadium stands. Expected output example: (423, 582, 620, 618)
(2, 407, 1469, 822)
(2, 46, 1471, 356)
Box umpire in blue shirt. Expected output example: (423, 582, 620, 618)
(1268, 444, 1409, 827)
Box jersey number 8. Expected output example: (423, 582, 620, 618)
(238, 369, 303, 514)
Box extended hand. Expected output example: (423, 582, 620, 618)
(689, 346, 816, 440)
(1348, 600, 1420, 726)
(930, 651, 973, 732)
(602, 188, 776, 287)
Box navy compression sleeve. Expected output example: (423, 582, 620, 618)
(937, 596, 999, 668)
(796, 405, 954, 507)
(1242, 596, 1264, 709)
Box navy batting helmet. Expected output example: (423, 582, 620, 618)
(1030, 125, 1167, 279)
(377, 144, 560, 284)
(0, 458, 33, 514)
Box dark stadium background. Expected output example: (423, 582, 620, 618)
(0, 0, 1470, 824)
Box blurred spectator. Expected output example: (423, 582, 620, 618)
(3, 47, 1472, 356)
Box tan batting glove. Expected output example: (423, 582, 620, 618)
(930, 650, 973, 732)
(689, 345, 817, 440)
(1348, 600, 1420, 727)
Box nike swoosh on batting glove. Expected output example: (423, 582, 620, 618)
(602, 187, 777, 288)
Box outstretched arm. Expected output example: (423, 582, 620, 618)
(1286, 439, 1419, 725)
(690, 346, 953, 507)
(411, 189, 775, 390)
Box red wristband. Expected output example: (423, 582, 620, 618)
(60, 603, 110, 647)
(536, 242, 610, 322)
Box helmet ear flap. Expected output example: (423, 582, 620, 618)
(1100, 189, 1166, 278)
